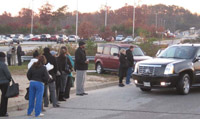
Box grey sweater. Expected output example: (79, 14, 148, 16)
(0, 60, 12, 83)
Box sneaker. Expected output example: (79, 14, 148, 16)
(82, 93, 88, 95)
(118, 83, 125, 87)
(53, 104, 60, 108)
(37, 113, 44, 117)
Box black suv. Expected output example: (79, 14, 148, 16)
(133, 44, 200, 95)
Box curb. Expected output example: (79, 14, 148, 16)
(8, 81, 118, 112)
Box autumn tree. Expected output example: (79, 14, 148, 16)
(79, 21, 96, 39)
(39, 2, 53, 26)
(18, 8, 33, 26)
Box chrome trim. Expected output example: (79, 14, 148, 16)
(139, 65, 162, 67)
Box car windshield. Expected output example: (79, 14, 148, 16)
(121, 47, 144, 56)
(158, 46, 196, 59)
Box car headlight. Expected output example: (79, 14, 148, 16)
(134, 63, 139, 73)
(164, 64, 174, 75)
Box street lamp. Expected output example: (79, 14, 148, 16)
(132, 0, 135, 38)
(75, 0, 79, 42)
(31, 0, 34, 35)
(105, 0, 108, 27)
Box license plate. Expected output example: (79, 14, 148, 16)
(143, 82, 150, 87)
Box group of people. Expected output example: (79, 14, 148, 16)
(0, 41, 89, 117)
(118, 46, 134, 87)
(7, 42, 23, 66)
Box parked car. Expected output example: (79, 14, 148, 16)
(50, 35, 59, 42)
(40, 34, 51, 41)
(57, 34, 68, 43)
(133, 44, 200, 95)
(116, 35, 124, 41)
(91, 35, 103, 42)
(68, 35, 79, 42)
(13, 34, 24, 43)
(95, 44, 152, 74)
(105, 36, 114, 42)
(23, 34, 34, 41)
(121, 36, 134, 43)
(31, 35, 41, 41)
(0, 35, 6, 44)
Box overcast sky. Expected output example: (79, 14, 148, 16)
(0, 0, 199, 16)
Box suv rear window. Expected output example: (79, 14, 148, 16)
(103, 46, 110, 55)
(97, 46, 103, 54)
(111, 47, 119, 55)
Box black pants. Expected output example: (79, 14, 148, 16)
(0, 83, 9, 116)
(63, 76, 72, 99)
(17, 55, 22, 66)
(119, 76, 124, 84)
(55, 76, 61, 99)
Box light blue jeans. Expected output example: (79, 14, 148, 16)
(27, 81, 44, 117)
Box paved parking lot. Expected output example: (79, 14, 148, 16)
(6, 85, 200, 119)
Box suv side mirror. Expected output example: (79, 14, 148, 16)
(113, 53, 119, 57)
(193, 56, 200, 63)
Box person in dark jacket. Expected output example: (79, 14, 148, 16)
(57, 48, 72, 101)
(126, 46, 134, 84)
(0, 52, 12, 117)
(27, 55, 50, 117)
(118, 49, 129, 87)
(75, 41, 89, 96)
(43, 47, 59, 107)
(17, 42, 22, 66)
(60, 46, 74, 99)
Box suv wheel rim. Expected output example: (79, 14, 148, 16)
(97, 64, 101, 74)
(183, 76, 190, 94)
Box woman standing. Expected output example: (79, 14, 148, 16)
(57, 48, 72, 101)
(0, 52, 12, 117)
(27, 55, 50, 117)
(61, 46, 74, 99)
(118, 49, 129, 87)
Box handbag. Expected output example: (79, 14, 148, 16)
(5, 78, 19, 98)
(24, 87, 29, 100)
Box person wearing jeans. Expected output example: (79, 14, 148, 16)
(126, 46, 134, 84)
(27, 55, 49, 117)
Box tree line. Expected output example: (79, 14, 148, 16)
(0, 2, 199, 39)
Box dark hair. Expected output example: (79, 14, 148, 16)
(0, 52, 6, 58)
(32, 55, 47, 68)
(33, 50, 39, 58)
(129, 46, 134, 49)
(61, 46, 69, 55)
(43, 47, 50, 54)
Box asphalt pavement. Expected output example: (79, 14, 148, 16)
(5, 85, 200, 119)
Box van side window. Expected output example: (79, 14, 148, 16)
(111, 47, 119, 55)
(103, 46, 110, 55)
(97, 46, 103, 54)
(196, 48, 200, 57)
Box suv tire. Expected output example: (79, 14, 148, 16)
(176, 73, 190, 95)
(96, 63, 103, 74)
(140, 87, 151, 92)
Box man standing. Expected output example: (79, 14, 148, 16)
(75, 41, 89, 96)
(11, 44, 16, 66)
(17, 42, 22, 66)
(126, 46, 134, 85)
(6, 44, 12, 66)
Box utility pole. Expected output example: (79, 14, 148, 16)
(132, 0, 136, 38)
(75, 0, 79, 42)
(155, 13, 158, 32)
(105, 0, 108, 27)
(31, 0, 34, 34)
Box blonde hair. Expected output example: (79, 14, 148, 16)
(120, 48, 126, 55)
